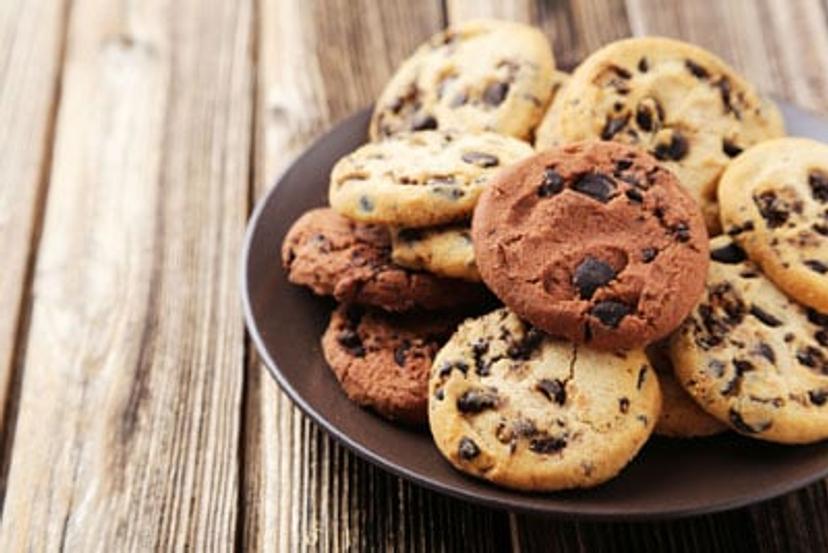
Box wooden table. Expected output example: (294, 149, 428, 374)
(2, 0, 828, 550)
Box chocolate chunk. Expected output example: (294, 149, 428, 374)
(573, 256, 617, 299)
(816, 330, 828, 347)
(754, 191, 789, 228)
(601, 113, 630, 140)
(537, 168, 564, 197)
(619, 397, 630, 413)
(671, 221, 691, 242)
(808, 308, 828, 327)
(809, 389, 828, 406)
(359, 196, 374, 213)
(727, 221, 755, 236)
(434, 388, 444, 400)
(529, 435, 567, 454)
(653, 132, 689, 161)
(750, 305, 782, 327)
(641, 247, 657, 263)
(615, 159, 633, 171)
(457, 388, 499, 413)
(814, 223, 828, 236)
(536, 378, 567, 405)
(756, 342, 776, 363)
(461, 151, 499, 168)
(337, 329, 365, 357)
(711, 242, 747, 264)
(684, 59, 709, 79)
(572, 173, 616, 203)
(471, 339, 490, 375)
(411, 113, 438, 131)
(610, 65, 632, 79)
(483, 81, 509, 106)
(637, 57, 649, 72)
(507, 327, 545, 360)
(715, 77, 739, 117)
(437, 360, 469, 378)
(797, 346, 827, 372)
(625, 188, 644, 203)
(729, 408, 770, 434)
(591, 300, 631, 328)
(458, 437, 480, 460)
(635, 104, 654, 132)
(722, 139, 743, 158)
(810, 171, 828, 203)
(805, 260, 828, 274)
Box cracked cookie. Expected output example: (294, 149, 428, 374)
(281, 208, 486, 311)
(472, 141, 709, 350)
(670, 236, 828, 444)
(547, 37, 784, 232)
(323, 304, 459, 425)
(390, 223, 480, 282)
(719, 138, 828, 312)
(329, 130, 533, 228)
(428, 308, 661, 491)
(369, 19, 555, 141)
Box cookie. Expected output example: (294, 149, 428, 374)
(390, 224, 480, 282)
(549, 37, 784, 232)
(370, 19, 555, 141)
(281, 208, 485, 311)
(533, 70, 569, 150)
(719, 138, 828, 312)
(646, 340, 726, 438)
(329, 131, 532, 228)
(472, 141, 709, 350)
(670, 236, 828, 444)
(428, 308, 661, 491)
(322, 304, 458, 425)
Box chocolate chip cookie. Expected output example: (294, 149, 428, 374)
(670, 236, 828, 444)
(472, 141, 709, 350)
(329, 130, 532, 228)
(719, 138, 828, 312)
(428, 308, 661, 491)
(323, 304, 458, 425)
(370, 19, 555, 141)
(549, 37, 784, 232)
(390, 223, 480, 282)
(281, 208, 485, 311)
(533, 70, 569, 150)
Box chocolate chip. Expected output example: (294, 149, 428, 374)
(461, 151, 499, 168)
(591, 300, 631, 328)
(809, 389, 828, 406)
(684, 59, 709, 79)
(805, 260, 828, 274)
(507, 327, 545, 360)
(816, 330, 828, 347)
(610, 65, 632, 79)
(601, 113, 630, 140)
(359, 196, 374, 213)
(722, 139, 743, 158)
(754, 191, 789, 228)
(458, 437, 480, 460)
(573, 256, 616, 299)
(729, 409, 770, 434)
(434, 388, 444, 400)
(715, 77, 739, 117)
(437, 360, 468, 378)
(808, 308, 828, 327)
(457, 388, 499, 413)
(529, 435, 567, 454)
(653, 132, 689, 161)
(616, 159, 633, 171)
(797, 346, 826, 371)
(625, 188, 644, 203)
(536, 379, 567, 405)
(756, 342, 776, 364)
(637, 57, 649, 72)
(711, 242, 747, 264)
(394, 341, 410, 367)
(671, 221, 691, 242)
(814, 223, 828, 236)
(810, 171, 828, 203)
(537, 168, 564, 197)
(411, 113, 438, 131)
(750, 305, 782, 327)
(572, 173, 616, 203)
(483, 81, 509, 106)
(641, 247, 657, 263)
(635, 105, 654, 132)
(637, 365, 648, 389)
(727, 221, 755, 236)
(471, 339, 490, 375)
(619, 397, 630, 413)
(337, 329, 365, 357)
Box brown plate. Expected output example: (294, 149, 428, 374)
(242, 101, 828, 520)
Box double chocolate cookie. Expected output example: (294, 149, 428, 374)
(472, 141, 709, 350)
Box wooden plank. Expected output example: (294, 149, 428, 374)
(0, 0, 253, 549)
(0, 0, 69, 498)
(242, 0, 512, 550)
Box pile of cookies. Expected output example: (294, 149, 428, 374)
(281, 19, 828, 491)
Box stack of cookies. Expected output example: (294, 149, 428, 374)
(281, 19, 828, 491)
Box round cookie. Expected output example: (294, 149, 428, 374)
(670, 236, 828, 444)
(719, 138, 828, 313)
(281, 208, 486, 311)
(472, 141, 709, 350)
(646, 340, 727, 438)
(370, 19, 555, 141)
(549, 37, 784, 232)
(533, 70, 570, 150)
(428, 308, 661, 491)
(329, 131, 532, 228)
(391, 224, 480, 282)
(322, 304, 458, 425)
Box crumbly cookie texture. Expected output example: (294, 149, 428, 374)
(549, 37, 784, 232)
(472, 141, 709, 350)
(281, 208, 486, 311)
(428, 308, 661, 491)
(329, 131, 533, 228)
(670, 236, 828, 444)
(370, 19, 555, 141)
(719, 137, 828, 312)
(390, 223, 480, 282)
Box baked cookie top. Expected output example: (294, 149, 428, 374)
(670, 236, 828, 444)
(370, 19, 555, 141)
(428, 308, 661, 491)
(549, 37, 784, 232)
(281, 208, 485, 311)
(719, 137, 828, 312)
(329, 131, 533, 228)
(472, 141, 709, 350)
(390, 223, 480, 282)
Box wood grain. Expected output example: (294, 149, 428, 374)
(0, 0, 253, 549)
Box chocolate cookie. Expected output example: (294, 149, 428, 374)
(472, 141, 709, 350)
(390, 223, 480, 282)
(428, 308, 661, 491)
(719, 138, 828, 312)
(670, 236, 828, 444)
(281, 208, 485, 311)
(370, 19, 555, 141)
(322, 304, 458, 425)
(548, 37, 784, 232)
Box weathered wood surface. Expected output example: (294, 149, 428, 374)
(1, 0, 828, 551)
